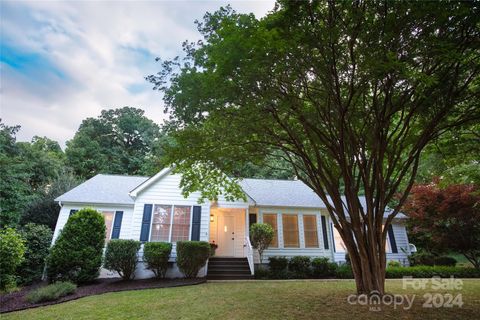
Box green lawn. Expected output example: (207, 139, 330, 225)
(3, 280, 480, 320)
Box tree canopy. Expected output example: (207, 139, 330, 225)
(65, 107, 164, 178)
(149, 0, 480, 294)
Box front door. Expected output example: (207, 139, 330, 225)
(217, 214, 235, 256)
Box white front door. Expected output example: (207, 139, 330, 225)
(217, 214, 235, 256)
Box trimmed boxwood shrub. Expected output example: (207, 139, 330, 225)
(0, 228, 26, 291)
(25, 281, 77, 303)
(176, 241, 210, 278)
(18, 223, 53, 285)
(409, 251, 435, 266)
(311, 257, 338, 278)
(268, 256, 289, 279)
(288, 256, 311, 278)
(385, 266, 480, 278)
(46, 208, 105, 283)
(335, 264, 354, 279)
(143, 242, 172, 278)
(104, 239, 141, 280)
(434, 256, 457, 267)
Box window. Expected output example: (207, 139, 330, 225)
(150, 205, 192, 242)
(249, 213, 257, 229)
(103, 211, 115, 242)
(262, 213, 278, 247)
(151, 205, 172, 242)
(332, 225, 346, 252)
(171, 206, 191, 242)
(282, 214, 299, 248)
(303, 215, 319, 248)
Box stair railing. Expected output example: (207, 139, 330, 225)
(244, 236, 255, 275)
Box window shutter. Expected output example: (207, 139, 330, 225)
(140, 204, 153, 242)
(190, 206, 201, 241)
(69, 209, 78, 217)
(321, 215, 329, 250)
(248, 213, 257, 229)
(387, 225, 398, 253)
(111, 211, 123, 239)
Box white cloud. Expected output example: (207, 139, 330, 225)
(0, 0, 275, 147)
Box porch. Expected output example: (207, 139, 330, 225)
(208, 205, 255, 278)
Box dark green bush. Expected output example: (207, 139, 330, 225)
(288, 256, 311, 278)
(269, 257, 288, 274)
(335, 264, 354, 279)
(18, 223, 53, 284)
(46, 208, 105, 283)
(0, 228, 26, 291)
(254, 267, 270, 279)
(25, 281, 77, 303)
(434, 256, 457, 267)
(104, 239, 141, 280)
(311, 257, 338, 278)
(409, 251, 435, 266)
(143, 242, 172, 278)
(176, 241, 210, 278)
(385, 266, 480, 278)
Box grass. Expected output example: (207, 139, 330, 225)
(3, 280, 480, 319)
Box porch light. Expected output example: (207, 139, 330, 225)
(210, 214, 214, 222)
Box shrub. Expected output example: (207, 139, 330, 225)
(46, 208, 105, 283)
(250, 223, 274, 263)
(254, 267, 270, 279)
(0, 228, 26, 291)
(143, 242, 172, 278)
(385, 266, 480, 278)
(434, 256, 457, 267)
(25, 281, 77, 303)
(176, 241, 210, 278)
(269, 257, 288, 273)
(18, 223, 53, 285)
(104, 239, 141, 280)
(387, 260, 402, 268)
(311, 257, 338, 278)
(408, 251, 435, 266)
(288, 256, 311, 278)
(335, 264, 354, 279)
(268, 256, 288, 278)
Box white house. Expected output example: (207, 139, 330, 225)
(54, 167, 411, 279)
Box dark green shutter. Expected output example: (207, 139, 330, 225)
(191, 206, 201, 241)
(330, 223, 336, 252)
(249, 213, 257, 229)
(321, 216, 329, 250)
(69, 209, 78, 217)
(111, 211, 123, 239)
(388, 225, 398, 253)
(140, 204, 153, 242)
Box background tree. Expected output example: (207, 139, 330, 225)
(149, 1, 480, 294)
(20, 170, 80, 230)
(65, 107, 164, 178)
(0, 121, 36, 227)
(403, 182, 480, 269)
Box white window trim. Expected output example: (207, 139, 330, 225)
(149, 204, 193, 243)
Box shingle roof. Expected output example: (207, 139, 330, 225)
(239, 178, 405, 218)
(55, 174, 148, 205)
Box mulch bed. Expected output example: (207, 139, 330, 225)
(0, 277, 206, 314)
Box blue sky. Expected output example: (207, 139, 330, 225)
(0, 0, 274, 147)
